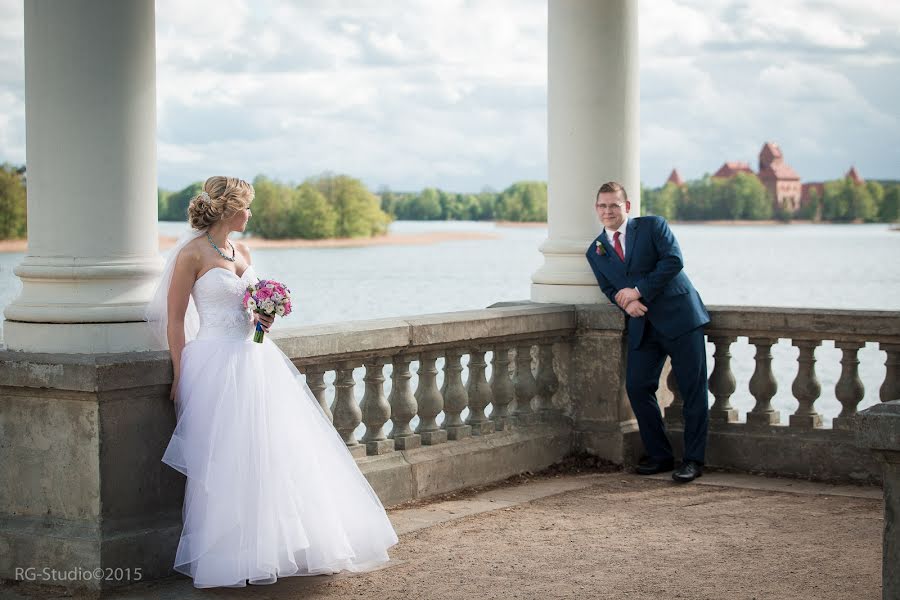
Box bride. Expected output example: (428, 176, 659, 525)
(145, 176, 398, 588)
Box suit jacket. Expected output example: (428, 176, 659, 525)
(585, 216, 709, 349)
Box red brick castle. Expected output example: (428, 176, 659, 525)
(666, 142, 862, 212)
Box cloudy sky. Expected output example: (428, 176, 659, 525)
(0, 1, 898, 192)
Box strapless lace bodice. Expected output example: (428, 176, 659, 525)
(191, 266, 256, 340)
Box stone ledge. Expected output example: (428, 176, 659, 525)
(0, 305, 579, 391)
(854, 400, 900, 452)
(706, 305, 900, 343)
(358, 423, 573, 507)
(667, 423, 883, 484)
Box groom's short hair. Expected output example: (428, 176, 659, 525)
(597, 181, 628, 203)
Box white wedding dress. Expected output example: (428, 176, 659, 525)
(159, 261, 398, 588)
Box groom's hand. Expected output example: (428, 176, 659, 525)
(615, 287, 641, 308)
(624, 300, 648, 318)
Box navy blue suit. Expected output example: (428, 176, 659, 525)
(585, 216, 710, 464)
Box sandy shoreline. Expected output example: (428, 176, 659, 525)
(0, 230, 502, 254)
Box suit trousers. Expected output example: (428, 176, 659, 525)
(625, 319, 709, 464)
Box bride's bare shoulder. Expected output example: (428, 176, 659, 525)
(175, 237, 205, 271)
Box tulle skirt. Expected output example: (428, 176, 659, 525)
(162, 335, 398, 588)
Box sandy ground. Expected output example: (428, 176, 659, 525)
(4, 470, 882, 600)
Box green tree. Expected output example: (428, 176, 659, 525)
(312, 173, 391, 237)
(247, 175, 295, 238)
(681, 177, 716, 220)
(157, 188, 172, 220)
(476, 191, 497, 220)
(163, 181, 203, 221)
(653, 182, 681, 221)
(866, 181, 885, 222)
(0, 164, 27, 239)
(823, 177, 876, 222)
(378, 187, 399, 217)
(879, 184, 900, 222)
(796, 188, 821, 221)
(732, 173, 772, 220)
(408, 188, 443, 220)
(288, 182, 337, 239)
(496, 181, 547, 222)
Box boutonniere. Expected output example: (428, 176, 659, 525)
(595, 240, 607, 256)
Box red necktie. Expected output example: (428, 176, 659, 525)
(613, 231, 625, 262)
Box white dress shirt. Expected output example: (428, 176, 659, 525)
(605, 216, 629, 258)
(605, 216, 640, 297)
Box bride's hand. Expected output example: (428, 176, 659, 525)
(255, 312, 275, 333)
(170, 377, 179, 403)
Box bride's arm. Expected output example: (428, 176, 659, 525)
(167, 248, 199, 396)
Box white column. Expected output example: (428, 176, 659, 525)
(531, 0, 639, 303)
(3, 0, 162, 353)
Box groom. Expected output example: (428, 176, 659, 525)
(585, 181, 710, 483)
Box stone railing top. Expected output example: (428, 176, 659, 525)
(273, 303, 576, 364)
(3, 303, 898, 392)
(855, 400, 900, 453)
(706, 305, 900, 344)
(0, 304, 576, 392)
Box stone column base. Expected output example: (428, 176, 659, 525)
(2, 321, 161, 353)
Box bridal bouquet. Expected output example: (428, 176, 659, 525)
(243, 279, 293, 343)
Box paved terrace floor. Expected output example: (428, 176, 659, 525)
(2, 469, 884, 600)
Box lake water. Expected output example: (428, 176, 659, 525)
(1, 221, 897, 427)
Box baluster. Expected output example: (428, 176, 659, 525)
(304, 365, 332, 423)
(490, 345, 514, 430)
(535, 342, 560, 421)
(707, 336, 738, 424)
(880, 343, 900, 402)
(513, 344, 537, 425)
(331, 362, 365, 457)
(442, 349, 472, 440)
(465, 349, 495, 435)
(789, 340, 822, 429)
(415, 351, 447, 445)
(833, 341, 865, 430)
(360, 358, 394, 455)
(747, 337, 780, 426)
(388, 354, 421, 449)
(663, 362, 683, 427)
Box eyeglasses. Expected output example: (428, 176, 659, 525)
(595, 203, 624, 211)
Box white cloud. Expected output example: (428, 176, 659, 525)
(0, 0, 897, 190)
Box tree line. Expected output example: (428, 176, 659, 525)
(642, 173, 900, 223)
(159, 176, 548, 239)
(2, 162, 898, 242)
(160, 174, 391, 239)
(379, 181, 547, 222)
(0, 164, 27, 239)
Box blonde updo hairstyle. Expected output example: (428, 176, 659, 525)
(187, 176, 254, 230)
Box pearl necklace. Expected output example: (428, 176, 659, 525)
(206, 231, 236, 262)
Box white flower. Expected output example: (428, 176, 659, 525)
(272, 292, 284, 301)
(247, 299, 257, 309)
(262, 299, 275, 313)
(276, 304, 285, 316)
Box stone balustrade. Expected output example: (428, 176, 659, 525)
(2, 302, 898, 592)
(658, 306, 900, 482)
(269, 305, 575, 460)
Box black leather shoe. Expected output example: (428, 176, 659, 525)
(634, 458, 674, 475)
(672, 461, 703, 483)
